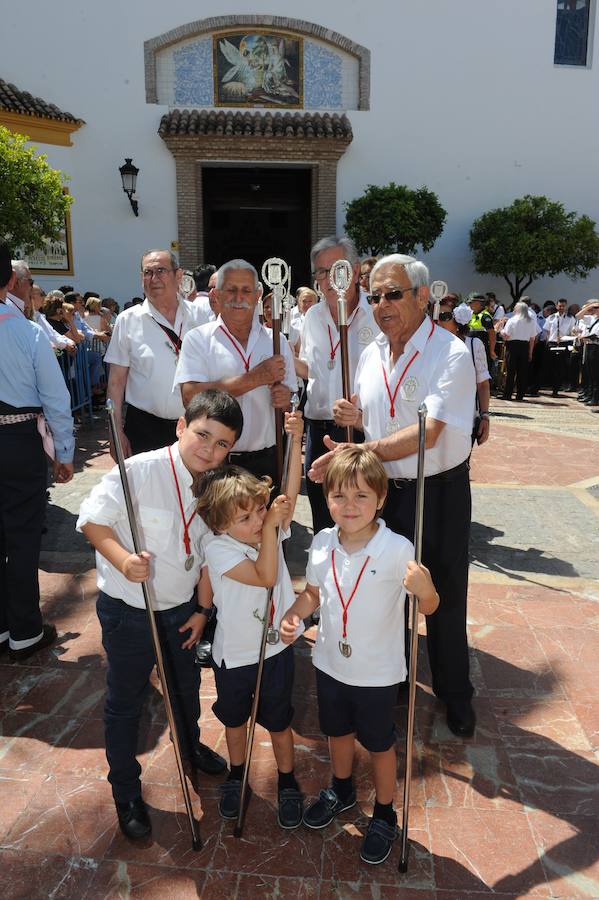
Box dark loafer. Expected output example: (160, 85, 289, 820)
(446, 698, 476, 737)
(9, 624, 57, 662)
(188, 742, 228, 776)
(219, 779, 243, 819)
(278, 787, 304, 829)
(195, 640, 212, 668)
(0, 640, 8, 656)
(115, 797, 151, 840)
(303, 787, 356, 829)
(360, 816, 398, 865)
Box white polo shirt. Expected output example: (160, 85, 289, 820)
(203, 528, 301, 668)
(354, 318, 475, 479)
(300, 290, 379, 420)
(174, 316, 297, 452)
(76, 443, 209, 610)
(465, 336, 490, 384)
(543, 313, 575, 343)
(306, 520, 412, 687)
(502, 315, 539, 342)
(104, 298, 209, 420)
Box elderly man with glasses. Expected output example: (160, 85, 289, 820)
(105, 249, 209, 458)
(309, 253, 478, 739)
(7, 259, 34, 317)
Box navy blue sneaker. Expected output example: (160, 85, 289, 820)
(302, 787, 356, 829)
(359, 816, 398, 865)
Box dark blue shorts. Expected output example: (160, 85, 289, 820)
(315, 668, 398, 752)
(212, 645, 294, 733)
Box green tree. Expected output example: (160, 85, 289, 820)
(0, 125, 72, 255)
(344, 182, 446, 256)
(469, 194, 599, 302)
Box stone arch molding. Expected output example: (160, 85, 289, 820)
(144, 15, 370, 110)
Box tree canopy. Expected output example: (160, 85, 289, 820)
(0, 125, 72, 255)
(469, 194, 599, 301)
(344, 182, 446, 256)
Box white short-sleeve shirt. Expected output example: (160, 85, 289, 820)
(300, 291, 380, 420)
(503, 315, 539, 341)
(543, 313, 575, 343)
(354, 318, 475, 479)
(174, 316, 297, 452)
(76, 443, 209, 610)
(465, 336, 491, 384)
(203, 528, 301, 668)
(104, 298, 209, 420)
(306, 521, 412, 687)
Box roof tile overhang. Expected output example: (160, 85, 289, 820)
(0, 78, 84, 146)
(159, 108, 352, 141)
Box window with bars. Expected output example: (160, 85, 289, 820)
(554, 0, 592, 66)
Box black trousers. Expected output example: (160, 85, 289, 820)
(0, 421, 47, 643)
(124, 404, 178, 455)
(547, 344, 570, 393)
(586, 343, 599, 400)
(304, 419, 364, 534)
(503, 340, 529, 400)
(228, 445, 277, 486)
(384, 463, 473, 702)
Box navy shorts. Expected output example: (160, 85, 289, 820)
(212, 645, 294, 733)
(315, 668, 398, 752)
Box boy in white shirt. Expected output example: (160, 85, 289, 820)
(77, 390, 243, 841)
(195, 410, 304, 829)
(280, 447, 439, 865)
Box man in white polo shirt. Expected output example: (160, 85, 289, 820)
(310, 253, 477, 738)
(105, 249, 209, 458)
(175, 259, 296, 484)
(298, 236, 379, 533)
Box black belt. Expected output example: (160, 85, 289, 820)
(306, 418, 337, 430)
(229, 445, 275, 462)
(388, 459, 469, 488)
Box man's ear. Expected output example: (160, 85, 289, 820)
(175, 415, 186, 437)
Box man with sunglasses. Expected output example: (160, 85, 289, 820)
(105, 249, 209, 458)
(297, 236, 379, 533)
(309, 254, 477, 738)
(7, 259, 34, 318)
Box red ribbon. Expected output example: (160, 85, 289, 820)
(332, 550, 371, 640)
(381, 319, 434, 419)
(219, 325, 252, 372)
(167, 446, 197, 557)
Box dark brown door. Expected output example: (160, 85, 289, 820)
(202, 166, 312, 289)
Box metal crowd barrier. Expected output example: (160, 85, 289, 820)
(57, 343, 94, 424)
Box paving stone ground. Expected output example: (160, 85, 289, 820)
(1, 389, 598, 899)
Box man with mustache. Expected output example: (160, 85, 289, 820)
(175, 259, 297, 484)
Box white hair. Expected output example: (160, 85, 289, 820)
(46, 289, 65, 301)
(370, 254, 429, 289)
(512, 301, 530, 320)
(310, 235, 359, 269)
(216, 259, 260, 290)
(11, 259, 30, 280)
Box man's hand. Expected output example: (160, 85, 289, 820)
(476, 417, 490, 445)
(53, 461, 74, 484)
(280, 611, 302, 645)
(270, 382, 291, 409)
(110, 428, 132, 463)
(333, 394, 361, 428)
(251, 355, 286, 386)
(308, 436, 355, 483)
(66, 344, 77, 355)
(179, 612, 206, 650)
(122, 550, 151, 582)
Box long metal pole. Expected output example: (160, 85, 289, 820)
(399, 401, 427, 873)
(234, 394, 299, 839)
(337, 294, 353, 443)
(272, 284, 284, 487)
(106, 400, 202, 851)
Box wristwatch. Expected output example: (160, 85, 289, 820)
(196, 604, 213, 618)
(480, 412, 490, 419)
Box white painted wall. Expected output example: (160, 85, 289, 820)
(3, 0, 598, 306)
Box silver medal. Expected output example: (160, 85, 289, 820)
(266, 626, 280, 645)
(328, 358, 336, 370)
(338, 640, 352, 658)
(386, 420, 399, 435)
(184, 554, 194, 571)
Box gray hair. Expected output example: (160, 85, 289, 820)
(140, 249, 179, 271)
(11, 259, 30, 281)
(310, 235, 359, 270)
(46, 289, 65, 301)
(216, 259, 260, 290)
(370, 254, 429, 289)
(512, 301, 530, 320)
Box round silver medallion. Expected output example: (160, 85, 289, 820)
(327, 358, 336, 370)
(338, 640, 352, 658)
(184, 554, 194, 571)
(266, 627, 280, 645)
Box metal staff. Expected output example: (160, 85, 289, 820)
(329, 260, 354, 442)
(106, 400, 202, 852)
(399, 401, 427, 873)
(430, 280, 448, 322)
(234, 392, 299, 839)
(262, 257, 289, 487)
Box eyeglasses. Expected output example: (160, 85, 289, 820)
(142, 266, 175, 279)
(367, 287, 417, 305)
(311, 266, 332, 282)
(437, 311, 453, 322)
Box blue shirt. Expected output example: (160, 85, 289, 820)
(74, 311, 95, 341)
(0, 302, 75, 462)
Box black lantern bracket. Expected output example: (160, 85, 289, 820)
(119, 158, 139, 216)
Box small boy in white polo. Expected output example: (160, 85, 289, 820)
(280, 446, 439, 865)
(195, 410, 304, 829)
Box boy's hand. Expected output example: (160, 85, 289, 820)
(403, 561, 439, 612)
(179, 612, 206, 649)
(122, 550, 151, 582)
(265, 494, 291, 527)
(284, 409, 304, 442)
(280, 611, 302, 645)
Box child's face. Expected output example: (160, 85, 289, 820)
(326, 474, 384, 535)
(176, 415, 237, 475)
(226, 499, 268, 546)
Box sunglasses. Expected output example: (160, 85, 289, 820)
(367, 287, 417, 305)
(437, 311, 453, 322)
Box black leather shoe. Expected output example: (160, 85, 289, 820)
(115, 797, 151, 840)
(303, 787, 356, 829)
(195, 640, 212, 668)
(188, 742, 227, 776)
(0, 640, 8, 655)
(446, 699, 476, 737)
(278, 787, 304, 829)
(360, 816, 399, 865)
(9, 624, 57, 662)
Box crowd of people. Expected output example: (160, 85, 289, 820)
(1, 235, 598, 867)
